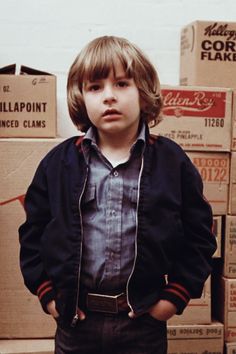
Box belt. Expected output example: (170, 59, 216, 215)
(85, 292, 130, 314)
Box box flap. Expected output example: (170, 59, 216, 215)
(0, 64, 16, 75)
(20, 65, 53, 76)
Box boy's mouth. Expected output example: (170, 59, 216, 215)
(102, 109, 121, 117)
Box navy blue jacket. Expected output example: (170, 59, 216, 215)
(19, 130, 216, 327)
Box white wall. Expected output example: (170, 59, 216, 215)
(1, 0, 236, 137)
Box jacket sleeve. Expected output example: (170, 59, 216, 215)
(160, 155, 217, 314)
(19, 159, 55, 313)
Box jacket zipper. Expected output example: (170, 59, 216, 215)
(71, 166, 89, 327)
(126, 157, 144, 312)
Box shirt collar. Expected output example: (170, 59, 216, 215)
(131, 121, 146, 154)
(82, 121, 146, 162)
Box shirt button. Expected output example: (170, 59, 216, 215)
(113, 171, 119, 177)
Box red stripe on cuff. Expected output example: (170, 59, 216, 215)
(38, 286, 53, 301)
(37, 281, 52, 296)
(164, 288, 189, 303)
(168, 283, 190, 298)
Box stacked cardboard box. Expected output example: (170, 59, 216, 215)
(0, 139, 62, 341)
(0, 65, 59, 350)
(0, 340, 54, 354)
(213, 216, 236, 344)
(229, 153, 236, 215)
(225, 342, 236, 354)
(0, 64, 57, 138)
(167, 321, 224, 354)
(177, 19, 236, 353)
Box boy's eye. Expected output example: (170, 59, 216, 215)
(87, 84, 101, 91)
(116, 80, 129, 88)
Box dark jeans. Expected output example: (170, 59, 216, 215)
(55, 311, 167, 354)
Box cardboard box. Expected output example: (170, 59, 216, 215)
(226, 342, 236, 354)
(0, 139, 63, 338)
(167, 321, 224, 354)
(168, 276, 211, 325)
(180, 21, 236, 90)
(0, 65, 56, 138)
(187, 151, 230, 215)
(229, 152, 236, 214)
(0, 340, 54, 354)
(216, 277, 236, 342)
(232, 91, 236, 151)
(223, 216, 236, 278)
(213, 215, 222, 258)
(151, 85, 232, 152)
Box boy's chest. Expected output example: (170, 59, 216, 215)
(82, 151, 141, 212)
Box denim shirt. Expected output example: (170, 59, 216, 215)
(80, 124, 145, 293)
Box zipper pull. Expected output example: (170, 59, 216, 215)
(71, 313, 79, 327)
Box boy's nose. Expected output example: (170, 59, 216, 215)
(103, 86, 117, 104)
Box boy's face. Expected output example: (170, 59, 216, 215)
(82, 61, 141, 141)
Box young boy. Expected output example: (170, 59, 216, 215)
(19, 36, 217, 354)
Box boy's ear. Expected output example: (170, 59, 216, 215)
(140, 98, 147, 113)
(139, 96, 145, 108)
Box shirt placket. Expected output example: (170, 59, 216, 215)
(105, 169, 123, 287)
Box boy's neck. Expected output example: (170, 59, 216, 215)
(97, 130, 138, 167)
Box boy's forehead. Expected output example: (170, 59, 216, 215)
(114, 60, 132, 77)
(83, 59, 129, 82)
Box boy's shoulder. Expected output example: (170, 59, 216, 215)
(41, 135, 85, 163)
(149, 133, 200, 176)
(149, 133, 186, 154)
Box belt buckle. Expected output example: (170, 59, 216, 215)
(87, 292, 124, 314)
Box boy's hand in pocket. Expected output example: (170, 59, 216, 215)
(149, 300, 177, 321)
(47, 300, 86, 321)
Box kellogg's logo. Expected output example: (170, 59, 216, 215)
(161, 89, 226, 118)
(204, 22, 236, 41)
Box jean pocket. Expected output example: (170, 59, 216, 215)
(143, 313, 167, 326)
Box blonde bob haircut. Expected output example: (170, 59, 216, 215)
(67, 36, 163, 132)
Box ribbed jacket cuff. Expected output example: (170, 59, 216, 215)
(37, 280, 56, 314)
(160, 282, 190, 315)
